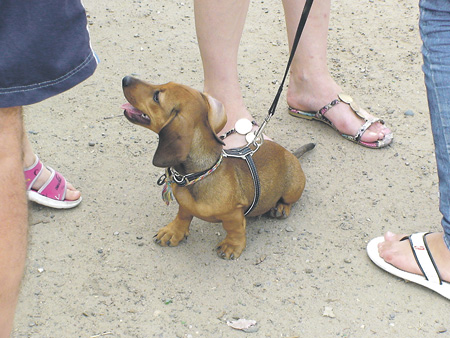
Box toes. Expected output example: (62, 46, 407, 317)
(360, 129, 384, 143)
(153, 229, 187, 247)
(370, 124, 391, 140)
(65, 182, 81, 201)
(384, 231, 406, 242)
(378, 232, 409, 261)
(269, 207, 279, 218)
(216, 243, 243, 260)
(380, 126, 392, 136)
(269, 206, 290, 219)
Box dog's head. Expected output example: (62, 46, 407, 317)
(122, 76, 226, 167)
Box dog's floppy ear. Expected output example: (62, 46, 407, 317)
(204, 94, 227, 134)
(153, 115, 194, 168)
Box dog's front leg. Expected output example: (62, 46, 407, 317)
(216, 211, 247, 260)
(154, 207, 192, 247)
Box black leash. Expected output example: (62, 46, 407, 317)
(253, 0, 314, 143)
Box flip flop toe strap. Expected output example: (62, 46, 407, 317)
(37, 167, 68, 202)
(407, 232, 443, 285)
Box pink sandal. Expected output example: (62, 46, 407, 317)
(24, 156, 82, 209)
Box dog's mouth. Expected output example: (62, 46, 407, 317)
(121, 103, 151, 126)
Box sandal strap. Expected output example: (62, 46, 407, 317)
(24, 155, 43, 191)
(37, 167, 67, 202)
(306, 93, 364, 122)
(404, 232, 443, 284)
(220, 120, 258, 140)
(354, 118, 384, 142)
(316, 99, 340, 120)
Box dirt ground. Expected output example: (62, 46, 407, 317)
(13, 0, 450, 337)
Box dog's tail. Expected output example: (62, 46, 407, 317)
(293, 143, 315, 158)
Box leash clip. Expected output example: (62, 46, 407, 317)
(249, 116, 270, 149)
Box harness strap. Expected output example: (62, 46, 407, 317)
(223, 147, 260, 216)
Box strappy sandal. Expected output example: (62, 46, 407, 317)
(288, 93, 393, 149)
(24, 155, 82, 209)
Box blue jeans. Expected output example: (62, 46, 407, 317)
(420, 0, 450, 249)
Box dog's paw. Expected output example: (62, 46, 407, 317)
(216, 239, 245, 260)
(269, 203, 291, 219)
(154, 226, 189, 247)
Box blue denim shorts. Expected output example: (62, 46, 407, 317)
(0, 0, 98, 108)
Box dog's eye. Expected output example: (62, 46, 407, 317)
(153, 91, 160, 103)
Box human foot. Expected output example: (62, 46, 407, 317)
(287, 76, 392, 146)
(367, 231, 450, 300)
(378, 231, 450, 283)
(24, 155, 82, 208)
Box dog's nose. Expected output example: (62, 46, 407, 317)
(122, 76, 133, 87)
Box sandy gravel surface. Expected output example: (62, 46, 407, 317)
(13, 0, 450, 337)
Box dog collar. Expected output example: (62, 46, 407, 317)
(157, 154, 223, 205)
(168, 154, 223, 186)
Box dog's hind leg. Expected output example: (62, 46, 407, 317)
(269, 201, 293, 219)
(269, 174, 305, 219)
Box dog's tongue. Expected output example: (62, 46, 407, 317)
(121, 103, 142, 114)
(121, 103, 134, 111)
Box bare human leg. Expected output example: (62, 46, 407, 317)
(194, 0, 255, 149)
(0, 106, 28, 337)
(283, 0, 391, 143)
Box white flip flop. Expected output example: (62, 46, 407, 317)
(367, 232, 450, 300)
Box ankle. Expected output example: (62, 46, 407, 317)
(430, 233, 450, 282)
(287, 74, 341, 111)
(219, 110, 253, 135)
(23, 153, 38, 169)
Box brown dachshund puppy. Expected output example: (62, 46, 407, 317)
(122, 76, 313, 259)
